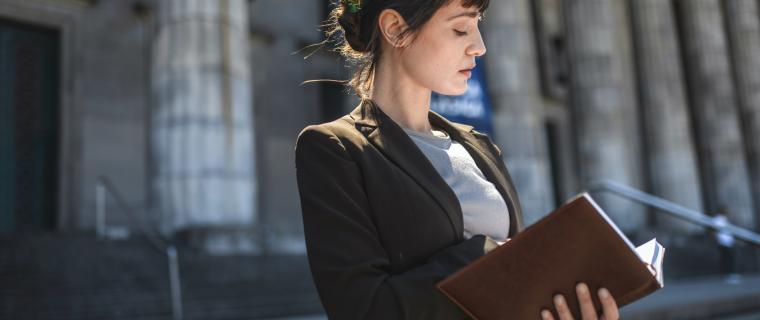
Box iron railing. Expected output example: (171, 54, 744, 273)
(587, 180, 760, 247)
(95, 175, 183, 320)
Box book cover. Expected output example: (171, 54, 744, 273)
(436, 193, 665, 320)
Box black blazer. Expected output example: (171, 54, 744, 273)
(295, 98, 526, 319)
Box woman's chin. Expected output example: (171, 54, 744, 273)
(436, 84, 468, 96)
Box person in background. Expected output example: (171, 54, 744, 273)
(709, 206, 741, 284)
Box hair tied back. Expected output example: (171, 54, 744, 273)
(342, 0, 363, 14)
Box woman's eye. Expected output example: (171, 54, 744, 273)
(454, 29, 468, 36)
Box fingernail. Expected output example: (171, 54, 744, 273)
(599, 288, 610, 298)
(576, 283, 588, 294)
(554, 294, 564, 305)
(541, 310, 551, 319)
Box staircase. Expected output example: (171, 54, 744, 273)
(620, 273, 760, 320)
(629, 231, 760, 280)
(0, 233, 324, 320)
(3, 232, 759, 319)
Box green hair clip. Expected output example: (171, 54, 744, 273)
(343, 0, 362, 13)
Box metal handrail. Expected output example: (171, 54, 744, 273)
(587, 180, 760, 247)
(95, 175, 183, 320)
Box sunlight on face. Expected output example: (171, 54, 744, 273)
(400, 0, 487, 96)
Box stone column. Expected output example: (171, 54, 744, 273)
(675, 0, 755, 229)
(563, 0, 646, 233)
(152, 0, 258, 245)
(483, 0, 555, 225)
(723, 0, 760, 229)
(629, 0, 704, 233)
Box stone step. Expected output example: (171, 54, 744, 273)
(631, 229, 760, 279)
(0, 233, 324, 319)
(261, 314, 328, 320)
(3, 233, 759, 319)
(717, 310, 760, 320)
(620, 273, 760, 320)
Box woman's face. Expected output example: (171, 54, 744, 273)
(398, 1, 487, 96)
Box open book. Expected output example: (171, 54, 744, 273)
(436, 193, 665, 320)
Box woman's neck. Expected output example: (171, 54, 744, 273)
(369, 57, 433, 134)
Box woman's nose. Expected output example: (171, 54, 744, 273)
(468, 30, 487, 56)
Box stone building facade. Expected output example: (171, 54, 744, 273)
(1, 0, 759, 254)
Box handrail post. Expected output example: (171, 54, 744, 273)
(167, 246, 183, 320)
(96, 182, 106, 239)
(96, 175, 184, 318)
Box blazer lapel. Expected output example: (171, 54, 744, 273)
(440, 118, 523, 238)
(350, 99, 464, 239)
(349, 99, 519, 240)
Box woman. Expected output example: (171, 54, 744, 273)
(295, 0, 620, 319)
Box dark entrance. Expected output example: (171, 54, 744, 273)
(0, 19, 60, 234)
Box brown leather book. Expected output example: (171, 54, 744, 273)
(436, 193, 665, 320)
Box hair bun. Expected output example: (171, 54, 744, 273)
(338, 8, 370, 53)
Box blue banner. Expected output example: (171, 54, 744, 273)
(431, 56, 494, 136)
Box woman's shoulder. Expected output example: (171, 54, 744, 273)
(295, 113, 365, 154)
(298, 110, 361, 136)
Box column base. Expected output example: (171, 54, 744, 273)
(174, 225, 264, 255)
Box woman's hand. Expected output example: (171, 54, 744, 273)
(496, 238, 511, 246)
(540, 282, 619, 320)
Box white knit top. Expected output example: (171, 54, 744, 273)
(401, 125, 510, 242)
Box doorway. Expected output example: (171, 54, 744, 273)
(0, 18, 60, 234)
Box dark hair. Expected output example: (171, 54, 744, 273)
(302, 0, 490, 99)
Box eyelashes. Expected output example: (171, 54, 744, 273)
(455, 19, 483, 36)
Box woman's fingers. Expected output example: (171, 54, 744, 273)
(540, 284, 620, 320)
(553, 294, 574, 320)
(598, 287, 619, 320)
(540, 292, 576, 320)
(575, 283, 597, 320)
(540, 309, 555, 320)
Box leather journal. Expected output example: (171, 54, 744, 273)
(436, 193, 665, 320)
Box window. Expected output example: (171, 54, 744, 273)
(532, 0, 568, 101)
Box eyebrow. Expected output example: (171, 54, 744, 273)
(446, 11, 482, 21)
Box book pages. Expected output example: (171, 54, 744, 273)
(635, 238, 666, 287)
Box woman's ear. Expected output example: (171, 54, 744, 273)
(377, 8, 409, 48)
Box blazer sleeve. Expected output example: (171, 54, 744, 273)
(295, 126, 500, 320)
